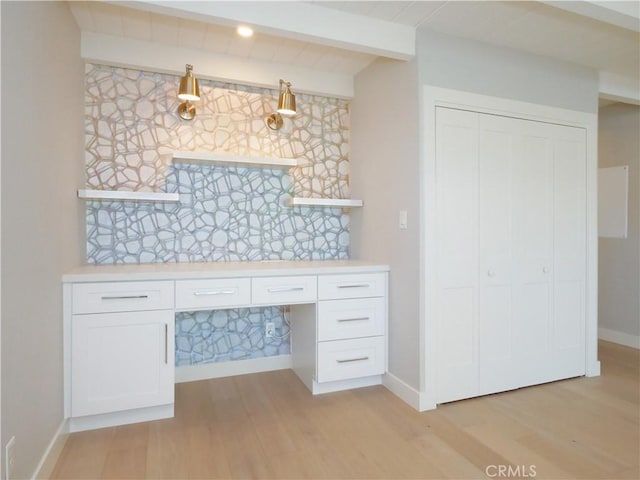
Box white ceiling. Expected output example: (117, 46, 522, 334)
(311, 0, 639, 80)
(69, 1, 639, 84)
(69, 1, 376, 75)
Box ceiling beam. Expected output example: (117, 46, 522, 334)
(114, 0, 415, 60)
(541, 1, 640, 32)
(599, 71, 640, 105)
(81, 32, 355, 98)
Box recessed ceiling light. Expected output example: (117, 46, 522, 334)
(237, 25, 254, 38)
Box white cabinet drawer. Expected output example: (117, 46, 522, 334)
(175, 278, 250, 310)
(318, 298, 385, 342)
(252, 276, 317, 305)
(72, 281, 174, 314)
(318, 273, 386, 300)
(317, 336, 385, 383)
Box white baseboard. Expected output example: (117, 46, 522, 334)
(175, 354, 292, 383)
(382, 372, 436, 412)
(69, 403, 173, 433)
(32, 419, 69, 480)
(599, 327, 640, 349)
(311, 375, 382, 395)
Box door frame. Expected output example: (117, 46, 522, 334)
(420, 86, 600, 410)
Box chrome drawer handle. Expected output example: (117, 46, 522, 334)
(337, 356, 369, 364)
(337, 317, 369, 323)
(101, 295, 149, 300)
(193, 290, 235, 296)
(337, 284, 370, 289)
(267, 286, 304, 293)
(164, 323, 168, 364)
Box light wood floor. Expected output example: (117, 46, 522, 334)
(51, 341, 639, 479)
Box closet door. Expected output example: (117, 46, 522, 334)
(435, 107, 479, 404)
(477, 114, 518, 395)
(551, 124, 586, 381)
(511, 118, 555, 388)
(435, 108, 586, 404)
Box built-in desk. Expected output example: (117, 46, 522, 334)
(63, 261, 389, 432)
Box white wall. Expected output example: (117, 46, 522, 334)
(350, 57, 421, 389)
(598, 103, 640, 346)
(417, 30, 599, 114)
(1, 1, 84, 477)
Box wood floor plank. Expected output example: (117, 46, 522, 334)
(145, 418, 190, 479)
(219, 420, 272, 479)
(50, 428, 115, 479)
(51, 341, 640, 479)
(410, 433, 487, 479)
(102, 446, 147, 479)
(184, 424, 232, 479)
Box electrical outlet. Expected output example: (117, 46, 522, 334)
(5, 436, 15, 480)
(265, 322, 275, 338)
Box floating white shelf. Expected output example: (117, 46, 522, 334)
(77, 189, 180, 203)
(287, 197, 364, 208)
(172, 151, 298, 168)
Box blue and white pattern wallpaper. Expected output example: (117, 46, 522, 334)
(84, 64, 351, 365)
(175, 307, 290, 366)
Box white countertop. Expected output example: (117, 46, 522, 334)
(63, 260, 390, 283)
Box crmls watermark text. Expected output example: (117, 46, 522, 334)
(485, 464, 537, 478)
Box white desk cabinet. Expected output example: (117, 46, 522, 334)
(63, 260, 389, 432)
(291, 272, 388, 394)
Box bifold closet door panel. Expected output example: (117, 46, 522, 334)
(511, 119, 555, 388)
(552, 125, 587, 380)
(477, 114, 517, 395)
(435, 107, 480, 403)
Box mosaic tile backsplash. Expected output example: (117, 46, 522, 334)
(175, 307, 290, 366)
(84, 64, 351, 365)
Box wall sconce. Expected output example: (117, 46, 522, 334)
(266, 79, 297, 130)
(177, 64, 200, 120)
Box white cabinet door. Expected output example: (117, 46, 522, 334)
(71, 310, 174, 417)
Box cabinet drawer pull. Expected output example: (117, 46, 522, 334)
(193, 290, 236, 296)
(337, 284, 370, 289)
(337, 317, 369, 323)
(164, 323, 168, 364)
(267, 286, 305, 293)
(101, 295, 149, 300)
(336, 356, 369, 364)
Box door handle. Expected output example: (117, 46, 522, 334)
(164, 323, 168, 365)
